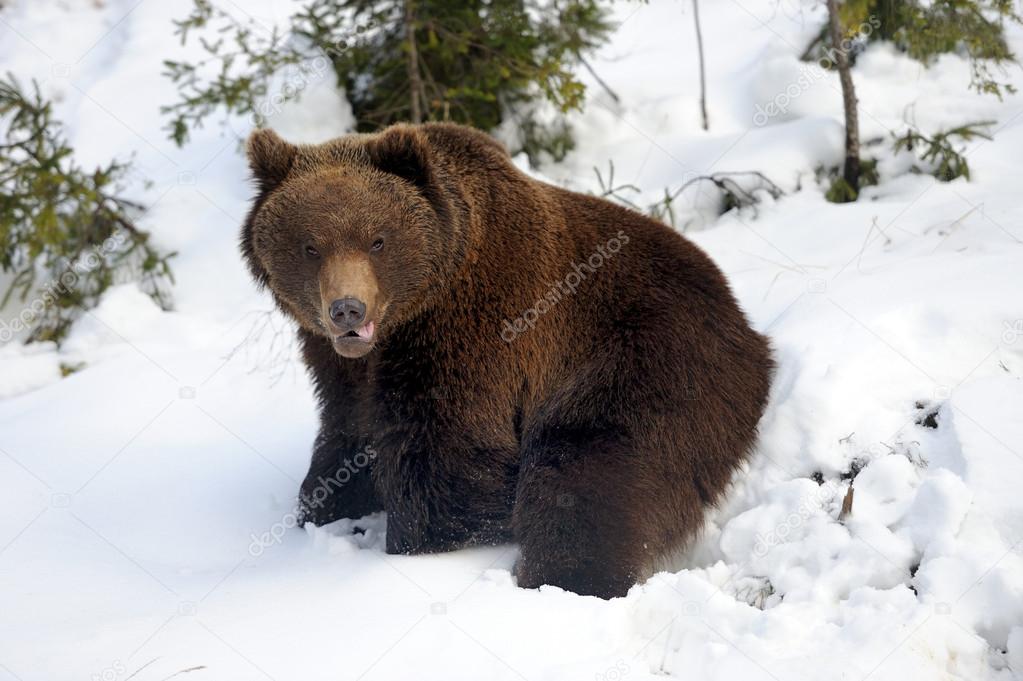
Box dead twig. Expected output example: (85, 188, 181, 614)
(839, 484, 855, 522)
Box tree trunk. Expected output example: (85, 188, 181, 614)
(404, 0, 423, 124)
(692, 0, 708, 130)
(826, 0, 860, 194)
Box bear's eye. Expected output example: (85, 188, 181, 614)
(303, 244, 320, 260)
(370, 237, 384, 253)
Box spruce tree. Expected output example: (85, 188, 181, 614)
(806, 0, 1019, 201)
(162, 0, 612, 165)
(807, 0, 1022, 98)
(0, 75, 174, 345)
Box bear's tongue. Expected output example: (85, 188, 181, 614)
(355, 321, 374, 340)
(341, 321, 374, 341)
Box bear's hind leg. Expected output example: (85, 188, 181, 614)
(513, 426, 676, 599)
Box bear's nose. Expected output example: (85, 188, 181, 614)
(329, 297, 367, 328)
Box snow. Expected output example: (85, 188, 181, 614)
(1, 1, 1022, 680)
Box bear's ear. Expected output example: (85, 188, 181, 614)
(246, 128, 297, 189)
(365, 126, 433, 191)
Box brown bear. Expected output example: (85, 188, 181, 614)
(241, 122, 772, 599)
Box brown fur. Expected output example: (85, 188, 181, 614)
(241, 122, 773, 598)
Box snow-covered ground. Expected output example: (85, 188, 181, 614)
(2, 1, 1022, 680)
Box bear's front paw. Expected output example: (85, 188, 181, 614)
(384, 512, 422, 554)
(296, 492, 334, 527)
(384, 509, 460, 555)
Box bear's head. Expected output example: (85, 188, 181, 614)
(241, 126, 466, 359)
